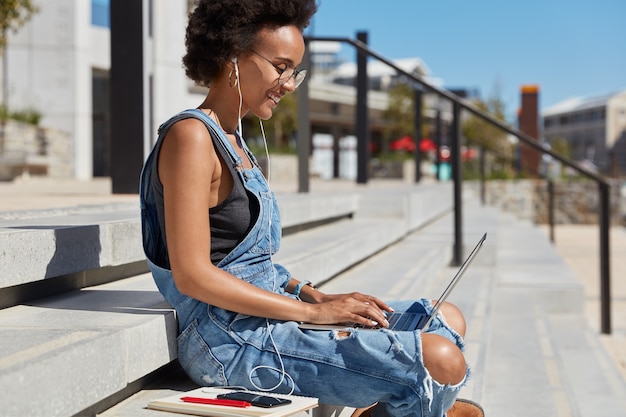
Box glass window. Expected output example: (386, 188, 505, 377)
(92, 0, 110, 28)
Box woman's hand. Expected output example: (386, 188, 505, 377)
(307, 292, 394, 328)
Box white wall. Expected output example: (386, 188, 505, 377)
(4, 0, 206, 179)
(151, 1, 204, 140)
(7, 0, 94, 178)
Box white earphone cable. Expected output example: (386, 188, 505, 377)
(234, 59, 292, 394)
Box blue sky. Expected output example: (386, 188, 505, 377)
(308, 0, 626, 120)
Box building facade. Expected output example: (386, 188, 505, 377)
(542, 90, 626, 176)
(3, 0, 198, 179)
(2, 0, 439, 181)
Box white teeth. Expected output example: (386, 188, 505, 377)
(269, 94, 281, 104)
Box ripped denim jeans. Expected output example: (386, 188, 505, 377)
(175, 297, 468, 417)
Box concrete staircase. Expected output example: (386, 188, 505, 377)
(0, 183, 453, 417)
(2, 182, 625, 416)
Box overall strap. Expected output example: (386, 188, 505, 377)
(166, 109, 244, 170)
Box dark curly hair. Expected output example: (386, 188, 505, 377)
(183, 0, 318, 87)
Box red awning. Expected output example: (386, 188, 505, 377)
(419, 138, 436, 152)
(390, 136, 415, 151)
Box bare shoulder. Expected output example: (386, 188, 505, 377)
(158, 117, 219, 183)
(164, 117, 215, 151)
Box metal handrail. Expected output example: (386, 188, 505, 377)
(303, 35, 613, 334)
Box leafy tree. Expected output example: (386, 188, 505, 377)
(462, 96, 517, 179)
(0, 0, 38, 50)
(383, 83, 415, 142)
(546, 136, 573, 178)
(382, 83, 431, 157)
(549, 136, 572, 159)
(461, 96, 509, 153)
(269, 92, 298, 150)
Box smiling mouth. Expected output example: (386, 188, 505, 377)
(268, 92, 282, 105)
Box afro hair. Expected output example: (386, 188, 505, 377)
(183, 0, 318, 87)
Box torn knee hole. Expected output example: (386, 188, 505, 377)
(333, 330, 353, 339)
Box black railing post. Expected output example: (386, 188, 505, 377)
(599, 182, 612, 334)
(331, 103, 341, 179)
(451, 101, 463, 266)
(548, 180, 555, 243)
(413, 87, 423, 183)
(435, 110, 442, 181)
(479, 145, 486, 205)
(296, 39, 311, 193)
(110, 0, 146, 194)
(356, 31, 369, 184)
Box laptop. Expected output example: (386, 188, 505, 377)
(299, 233, 487, 332)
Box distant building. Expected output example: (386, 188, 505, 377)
(308, 41, 344, 82)
(1, 0, 452, 181)
(2, 0, 196, 179)
(542, 90, 626, 176)
(331, 57, 435, 91)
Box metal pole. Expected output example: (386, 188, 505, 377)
(435, 110, 442, 181)
(356, 31, 369, 184)
(331, 103, 340, 179)
(110, 0, 146, 194)
(296, 40, 311, 193)
(548, 180, 555, 243)
(451, 101, 463, 266)
(413, 88, 423, 183)
(599, 182, 612, 334)
(479, 145, 486, 205)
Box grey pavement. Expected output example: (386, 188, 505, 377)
(1, 176, 625, 416)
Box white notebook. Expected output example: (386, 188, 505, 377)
(147, 386, 318, 417)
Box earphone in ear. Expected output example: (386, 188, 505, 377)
(231, 57, 240, 81)
(232, 57, 243, 136)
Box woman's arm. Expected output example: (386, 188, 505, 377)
(158, 119, 390, 327)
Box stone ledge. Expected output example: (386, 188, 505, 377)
(0, 274, 177, 417)
(0, 193, 359, 290)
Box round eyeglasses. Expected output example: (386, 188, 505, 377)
(251, 50, 307, 88)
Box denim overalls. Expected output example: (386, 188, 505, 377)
(140, 109, 467, 417)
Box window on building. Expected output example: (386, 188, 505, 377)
(92, 0, 110, 28)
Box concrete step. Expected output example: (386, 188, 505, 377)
(317, 203, 626, 417)
(463, 210, 626, 417)
(275, 217, 407, 284)
(0, 188, 454, 417)
(0, 273, 176, 417)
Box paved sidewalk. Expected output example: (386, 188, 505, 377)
(540, 224, 626, 382)
(0, 178, 138, 212)
(2, 177, 625, 412)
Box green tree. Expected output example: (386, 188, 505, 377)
(550, 136, 572, 159)
(383, 83, 415, 142)
(462, 96, 516, 179)
(269, 92, 298, 150)
(461, 96, 509, 153)
(547, 136, 573, 178)
(0, 0, 38, 50)
(382, 82, 431, 158)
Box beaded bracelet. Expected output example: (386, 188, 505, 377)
(294, 280, 315, 297)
